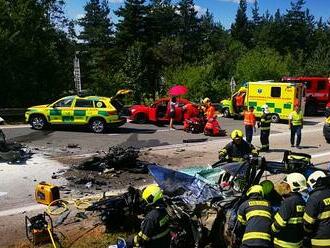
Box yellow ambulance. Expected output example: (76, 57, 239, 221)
(220, 81, 306, 122)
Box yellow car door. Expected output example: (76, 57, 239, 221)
(49, 97, 74, 124)
(73, 99, 95, 124)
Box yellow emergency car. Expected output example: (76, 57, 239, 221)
(221, 81, 306, 122)
(25, 90, 132, 133)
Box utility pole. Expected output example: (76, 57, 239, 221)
(74, 51, 81, 94)
(230, 77, 236, 95)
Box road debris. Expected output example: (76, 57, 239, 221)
(0, 129, 32, 163)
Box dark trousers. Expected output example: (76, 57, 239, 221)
(290, 125, 302, 146)
(260, 129, 270, 150)
(245, 125, 253, 144)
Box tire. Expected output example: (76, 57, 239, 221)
(271, 114, 280, 123)
(30, 115, 47, 130)
(89, 118, 106, 133)
(223, 108, 230, 118)
(326, 139, 330, 144)
(135, 113, 147, 124)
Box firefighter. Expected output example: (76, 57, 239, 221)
(271, 173, 307, 248)
(304, 171, 330, 248)
(218, 129, 258, 162)
(258, 105, 272, 152)
(131, 184, 170, 248)
(202, 97, 216, 119)
(243, 106, 256, 144)
(236, 185, 273, 248)
(288, 105, 304, 148)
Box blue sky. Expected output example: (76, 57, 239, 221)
(65, 0, 330, 29)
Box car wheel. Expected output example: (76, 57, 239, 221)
(223, 108, 230, 118)
(271, 114, 280, 123)
(89, 118, 106, 133)
(135, 113, 147, 124)
(30, 115, 47, 130)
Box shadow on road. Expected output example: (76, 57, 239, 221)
(120, 133, 170, 148)
(108, 127, 157, 134)
(10, 130, 54, 143)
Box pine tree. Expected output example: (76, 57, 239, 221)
(231, 0, 251, 47)
(252, 0, 261, 26)
(115, 0, 147, 49)
(79, 0, 113, 48)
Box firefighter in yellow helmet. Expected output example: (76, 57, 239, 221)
(132, 184, 171, 248)
(271, 173, 307, 248)
(218, 129, 258, 162)
(236, 185, 273, 248)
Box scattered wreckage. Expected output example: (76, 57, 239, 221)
(89, 151, 329, 248)
(0, 129, 32, 163)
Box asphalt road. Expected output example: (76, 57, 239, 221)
(1, 117, 282, 153)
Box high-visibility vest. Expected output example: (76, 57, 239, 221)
(236, 95, 244, 106)
(244, 111, 256, 126)
(205, 105, 215, 119)
(291, 111, 303, 126)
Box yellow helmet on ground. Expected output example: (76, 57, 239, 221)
(247, 185, 264, 197)
(231, 129, 243, 140)
(260, 180, 274, 195)
(142, 184, 163, 205)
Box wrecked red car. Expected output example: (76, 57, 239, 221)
(129, 98, 197, 124)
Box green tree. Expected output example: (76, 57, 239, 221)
(115, 0, 147, 50)
(235, 47, 289, 81)
(231, 0, 251, 47)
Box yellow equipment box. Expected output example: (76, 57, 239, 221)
(35, 182, 60, 205)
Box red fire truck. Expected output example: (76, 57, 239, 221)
(282, 77, 330, 115)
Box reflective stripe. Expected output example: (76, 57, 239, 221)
(246, 210, 272, 221)
(288, 217, 303, 224)
(151, 228, 170, 240)
(248, 200, 270, 206)
(232, 157, 244, 162)
(272, 223, 280, 233)
(134, 235, 139, 246)
(303, 212, 316, 224)
(275, 213, 287, 227)
(274, 237, 303, 248)
(243, 232, 271, 241)
(138, 231, 150, 241)
(237, 214, 246, 225)
(296, 205, 305, 212)
(311, 238, 330, 246)
(318, 210, 330, 220)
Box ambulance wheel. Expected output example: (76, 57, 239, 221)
(223, 108, 230, 118)
(271, 114, 280, 123)
(135, 113, 147, 124)
(30, 115, 47, 130)
(89, 118, 106, 133)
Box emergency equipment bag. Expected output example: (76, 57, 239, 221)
(283, 151, 311, 173)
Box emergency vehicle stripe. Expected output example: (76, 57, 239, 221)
(311, 239, 330, 246)
(288, 217, 303, 224)
(246, 210, 272, 221)
(318, 210, 330, 220)
(237, 214, 247, 225)
(138, 231, 150, 241)
(151, 228, 170, 240)
(274, 213, 287, 227)
(242, 232, 271, 241)
(303, 213, 316, 224)
(274, 238, 303, 248)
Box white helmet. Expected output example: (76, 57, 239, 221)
(307, 171, 326, 190)
(262, 104, 269, 114)
(283, 173, 307, 192)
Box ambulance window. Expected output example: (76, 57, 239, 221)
(53, 98, 73, 108)
(271, 87, 281, 97)
(75, 99, 94, 108)
(95, 101, 106, 108)
(317, 80, 327, 91)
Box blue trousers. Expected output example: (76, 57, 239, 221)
(290, 125, 302, 146)
(245, 125, 253, 144)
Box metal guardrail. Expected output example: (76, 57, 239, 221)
(0, 108, 26, 117)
